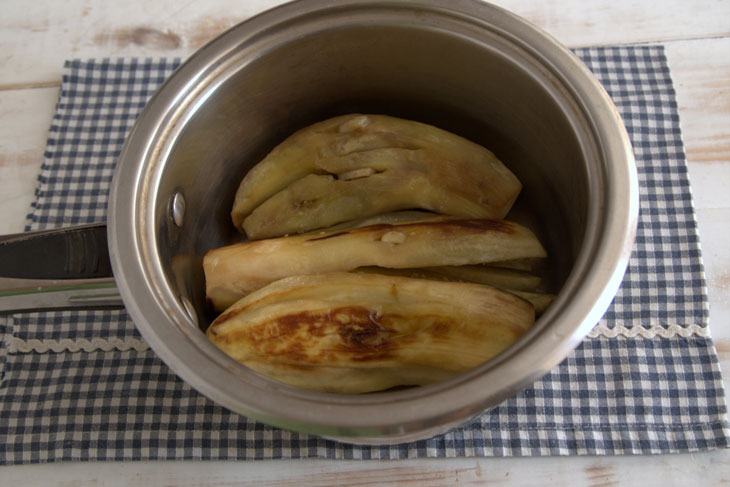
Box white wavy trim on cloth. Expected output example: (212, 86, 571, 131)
(587, 323, 709, 339)
(6, 336, 150, 353)
(4, 324, 709, 354)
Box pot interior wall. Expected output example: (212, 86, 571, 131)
(155, 25, 590, 330)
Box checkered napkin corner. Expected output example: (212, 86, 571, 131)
(1, 47, 728, 465)
(26, 57, 183, 232)
(0, 333, 726, 462)
(575, 45, 709, 331)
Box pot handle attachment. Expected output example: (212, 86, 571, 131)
(0, 223, 124, 314)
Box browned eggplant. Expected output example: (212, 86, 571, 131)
(206, 272, 535, 394)
(231, 114, 522, 239)
(204, 218, 547, 310)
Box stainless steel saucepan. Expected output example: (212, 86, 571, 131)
(0, 0, 638, 443)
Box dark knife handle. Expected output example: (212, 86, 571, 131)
(0, 223, 123, 314)
(0, 222, 112, 279)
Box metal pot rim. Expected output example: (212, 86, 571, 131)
(108, 0, 638, 443)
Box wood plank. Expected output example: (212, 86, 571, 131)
(667, 39, 730, 400)
(1, 0, 729, 88)
(666, 38, 730, 210)
(0, 0, 288, 88)
(0, 87, 59, 234)
(504, 0, 730, 47)
(2, 451, 729, 486)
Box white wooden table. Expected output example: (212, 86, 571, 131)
(1, 1, 728, 485)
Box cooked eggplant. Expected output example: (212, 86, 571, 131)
(419, 265, 542, 291)
(301, 210, 449, 235)
(509, 290, 556, 314)
(354, 266, 555, 314)
(204, 218, 547, 310)
(231, 114, 522, 238)
(206, 272, 535, 394)
(480, 258, 537, 272)
(354, 265, 541, 291)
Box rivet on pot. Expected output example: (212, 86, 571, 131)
(180, 295, 198, 327)
(170, 191, 186, 227)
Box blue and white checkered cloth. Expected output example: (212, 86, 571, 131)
(0, 46, 728, 464)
